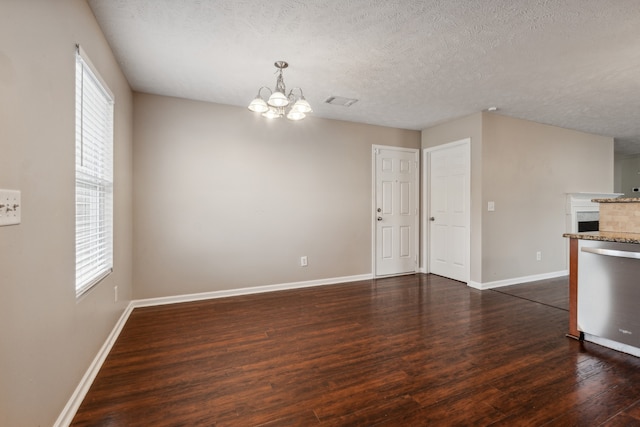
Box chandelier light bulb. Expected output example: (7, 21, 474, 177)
(261, 107, 281, 119)
(286, 110, 306, 121)
(248, 96, 269, 113)
(292, 98, 312, 113)
(268, 91, 289, 107)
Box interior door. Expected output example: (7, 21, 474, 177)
(428, 141, 470, 282)
(374, 146, 419, 277)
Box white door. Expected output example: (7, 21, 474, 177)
(373, 146, 419, 277)
(427, 141, 470, 282)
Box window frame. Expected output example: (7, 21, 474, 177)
(75, 45, 115, 298)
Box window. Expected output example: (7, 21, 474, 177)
(75, 45, 114, 297)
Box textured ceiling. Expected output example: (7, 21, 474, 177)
(87, 0, 640, 154)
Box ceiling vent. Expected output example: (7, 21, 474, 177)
(324, 96, 358, 107)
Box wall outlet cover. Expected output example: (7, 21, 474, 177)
(0, 189, 21, 226)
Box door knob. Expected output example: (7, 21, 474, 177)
(377, 217, 383, 221)
(377, 208, 382, 212)
(430, 217, 435, 221)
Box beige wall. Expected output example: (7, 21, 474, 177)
(422, 112, 614, 286)
(614, 153, 623, 194)
(0, 1, 133, 425)
(615, 153, 640, 197)
(482, 113, 613, 283)
(133, 93, 420, 299)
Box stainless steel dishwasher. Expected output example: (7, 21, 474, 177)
(578, 239, 640, 348)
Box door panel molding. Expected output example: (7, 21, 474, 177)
(423, 139, 471, 283)
(372, 145, 419, 277)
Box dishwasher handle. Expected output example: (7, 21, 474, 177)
(581, 246, 640, 260)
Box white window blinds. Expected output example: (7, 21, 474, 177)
(75, 46, 114, 297)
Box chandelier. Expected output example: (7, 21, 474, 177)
(247, 61, 312, 121)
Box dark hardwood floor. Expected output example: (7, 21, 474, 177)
(72, 274, 640, 426)
(492, 276, 569, 311)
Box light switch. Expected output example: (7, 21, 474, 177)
(488, 201, 495, 212)
(0, 189, 21, 226)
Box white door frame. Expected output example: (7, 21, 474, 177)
(371, 145, 420, 278)
(422, 138, 471, 281)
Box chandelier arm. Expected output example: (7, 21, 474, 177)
(288, 87, 305, 102)
(290, 87, 304, 96)
(256, 86, 272, 99)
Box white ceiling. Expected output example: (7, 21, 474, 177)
(87, 0, 640, 154)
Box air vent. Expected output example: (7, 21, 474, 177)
(324, 96, 358, 107)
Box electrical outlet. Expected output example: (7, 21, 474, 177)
(536, 251, 542, 261)
(300, 256, 308, 267)
(0, 189, 21, 226)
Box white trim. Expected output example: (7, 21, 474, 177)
(371, 146, 378, 278)
(423, 138, 471, 153)
(76, 44, 114, 100)
(371, 145, 420, 278)
(133, 273, 373, 308)
(467, 270, 568, 290)
(54, 302, 135, 427)
(421, 148, 428, 272)
(422, 138, 471, 282)
(583, 333, 640, 358)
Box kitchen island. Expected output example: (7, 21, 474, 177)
(563, 198, 640, 357)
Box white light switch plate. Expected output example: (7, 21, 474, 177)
(0, 189, 21, 226)
(488, 201, 495, 212)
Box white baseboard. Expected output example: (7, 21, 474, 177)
(54, 302, 135, 427)
(583, 333, 640, 358)
(55, 273, 373, 425)
(467, 270, 568, 290)
(133, 273, 374, 308)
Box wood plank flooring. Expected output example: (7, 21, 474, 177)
(492, 276, 569, 311)
(71, 274, 640, 426)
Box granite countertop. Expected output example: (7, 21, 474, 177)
(563, 231, 640, 244)
(592, 198, 640, 203)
